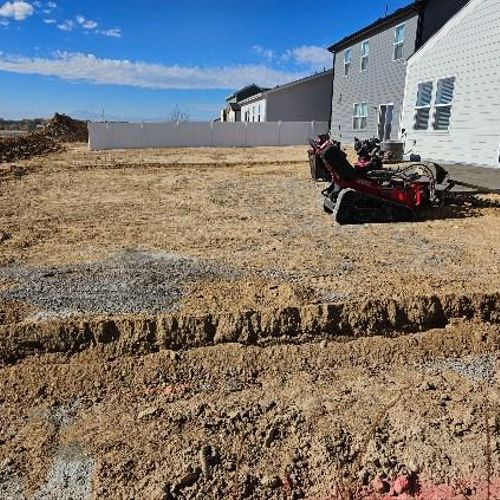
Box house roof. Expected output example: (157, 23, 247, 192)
(225, 84, 270, 103)
(327, 1, 425, 52)
(238, 69, 333, 106)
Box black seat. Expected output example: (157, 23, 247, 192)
(320, 144, 360, 180)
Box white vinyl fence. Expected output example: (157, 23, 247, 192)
(88, 121, 329, 150)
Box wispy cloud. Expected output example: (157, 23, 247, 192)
(251, 44, 274, 61)
(0, 1, 34, 21)
(55, 14, 120, 37)
(0, 51, 308, 90)
(76, 14, 98, 30)
(42, 17, 55, 24)
(99, 27, 121, 38)
(251, 44, 332, 71)
(57, 18, 74, 31)
(284, 45, 332, 69)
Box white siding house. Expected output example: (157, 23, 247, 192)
(240, 97, 267, 122)
(401, 0, 500, 167)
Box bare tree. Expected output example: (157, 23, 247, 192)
(169, 104, 190, 122)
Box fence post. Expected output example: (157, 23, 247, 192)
(210, 121, 214, 147)
(278, 121, 282, 146)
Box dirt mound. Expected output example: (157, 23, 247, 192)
(46, 113, 88, 143)
(0, 322, 497, 499)
(0, 114, 87, 164)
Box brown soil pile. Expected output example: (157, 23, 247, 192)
(0, 321, 497, 499)
(0, 114, 87, 164)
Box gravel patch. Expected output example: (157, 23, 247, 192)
(34, 444, 95, 500)
(0, 249, 240, 317)
(418, 354, 497, 384)
(0, 464, 25, 500)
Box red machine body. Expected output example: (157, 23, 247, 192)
(308, 136, 451, 224)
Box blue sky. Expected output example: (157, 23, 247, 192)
(0, 0, 410, 120)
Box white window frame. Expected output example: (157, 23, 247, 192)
(344, 48, 352, 77)
(433, 77, 455, 131)
(393, 23, 405, 60)
(353, 102, 368, 130)
(414, 81, 433, 130)
(360, 40, 369, 71)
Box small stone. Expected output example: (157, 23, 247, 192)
(371, 476, 388, 494)
(169, 350, 179, 361)
(420, 381, 436, 391)
(320, 340, 327, 349)
(265, 425, 280, 447)
(199, 444, 218, 476)
(358, 468, 370, 485)
(474, 330, 487, 342)
(262, 475, 282, 489)
(393, 475, 410, 495)
(174, 467, 201, 490)
(138, 406, 159, 420)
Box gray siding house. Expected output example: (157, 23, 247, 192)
(238, 70, 333, 123)
(402, 0, 500, 167)
(328, 0, 469, 144)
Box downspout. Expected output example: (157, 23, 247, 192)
(414, 0, 428, 50)
(328, 52, 335, 135)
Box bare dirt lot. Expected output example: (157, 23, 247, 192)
(0, 144, 499, 499)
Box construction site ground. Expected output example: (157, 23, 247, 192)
(0, 144, 499, 499)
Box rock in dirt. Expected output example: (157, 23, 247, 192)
(371, 476, 389, 494)
(392, 474, 411, 495)
(174, 467, 201, 491)
(265, 425, 280, 447)
(199, 444, 219, 476)
(138, 406, 160, 420)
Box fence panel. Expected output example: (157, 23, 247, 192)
(88, 121, 328, 150)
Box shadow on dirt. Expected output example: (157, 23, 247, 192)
(416, 192, 500, 221)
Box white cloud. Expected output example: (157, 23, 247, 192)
(57, 19, 74, 31)
(0, 18, 9, 25)
(251, 45, 274, 61)
(99, 27, 121, 38)
(0, 51, 308, 90)
(0, 1, 34, 21)
(284, 45, 332, 69)
(42, 17, 55, 23)
(76, 15, 98, 30)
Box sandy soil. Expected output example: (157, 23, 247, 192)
(0, 144, 499, 499)
(1, 144, 499, 313)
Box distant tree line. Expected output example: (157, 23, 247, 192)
(0, 118, 49, 131)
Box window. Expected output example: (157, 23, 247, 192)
(413, 77, 456, 131)
(344, 48, 352, 76)
(353, 103, 368, 130)
(361, 41, 369, 71)
(257, 104, 261, 122)
(394, 24, 405, 60)
(433, 77, 455, 130)
(414, 81, 433, 130)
